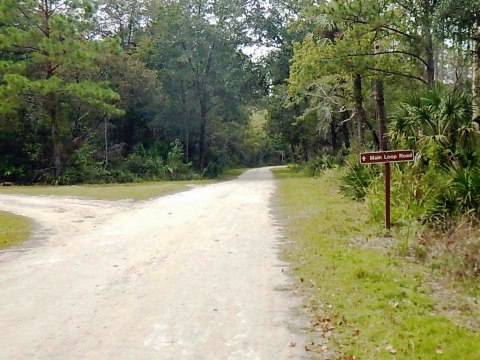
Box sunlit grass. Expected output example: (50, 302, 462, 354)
(0, 211, 32, 249)
(274, 167, 480, 359)
(0, 169, 247, 201)
(0, 182, 192, 201)
(216, 168, 248, 180)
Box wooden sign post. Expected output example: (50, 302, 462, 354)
(360, 150, 414, 229)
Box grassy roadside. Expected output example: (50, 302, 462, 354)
(0, 211, 33, 250)
(274, 167, 480, 359)
(0, 182, 193, 201)
(0, 168, 248, 201)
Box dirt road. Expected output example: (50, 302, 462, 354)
(0, 168, 306, 360)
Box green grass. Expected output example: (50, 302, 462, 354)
(0, 169, 248, 201)
(274, 167, 480, 359)
(216, 168, 248, 180)
(0, 182, 192, 201)
(0, 211, 33, 249)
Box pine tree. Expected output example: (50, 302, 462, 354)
(0, 0, 122, 178)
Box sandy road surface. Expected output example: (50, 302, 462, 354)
(0, 168, 307, 360)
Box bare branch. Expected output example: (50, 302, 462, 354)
(344, 50, 429, 68)
(340, 16, 418, 41)
(366, 66, 428, 84)
(340, 110, 356, 124)
(375, 24, 417, 41)
(17, 5, 49, 37)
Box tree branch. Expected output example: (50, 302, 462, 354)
(375, 24, 417, 41)
(17, 5, 49, 37)
(345, 50, 429, 68)
(340, 16, 418, 41)
(11, 45, 47, 55)
(366, 66, 428, 84)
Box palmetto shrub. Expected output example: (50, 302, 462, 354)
(429, 165, 480, 219)
(339, 162, 380, 201)
(388, 84, 480, 221)
(303, 153, 342, 177)
(389, 84, 479, 169)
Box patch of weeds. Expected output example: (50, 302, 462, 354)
(0, 170, 248, 201)
(0, 211, 32, 249)
(273, 168, 480, 359)
(215, 168, 248, 181)
(0, 180, 211, 201)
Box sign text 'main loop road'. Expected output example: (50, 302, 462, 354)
(360, 150, 414, 165)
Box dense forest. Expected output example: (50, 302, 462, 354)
(0, 0, 280, 183)
(1, 0, 479, 224)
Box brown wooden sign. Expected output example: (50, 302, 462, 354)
(360, 150, 414, 164)
(359, 149, 414, 230)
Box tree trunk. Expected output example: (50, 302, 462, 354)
(126, 113, 136, 151)
(185, 131, 190, 163)
(301, 139, 309, 161)
(374, 42, 388, 151)
(425, 31, 435, 87)
(364, 119, 381, 150)
(341, 110, 351, 149)
(290, 144, 296, 162)
(199, 92, 208, 171)
(473, 20, 480, 119)
(104, 116, 109, 168)
(330, 120, 338, 150)
(49, 106, 62, 178)
(353, 73, 367, 145)
(47, 59, 62, 178)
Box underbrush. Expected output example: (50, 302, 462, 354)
(294, 153, 344, 178)
(28, 140, 198, 185)
(337, 157, 480, 290)
(274, 167, 480, 358)
(406, 218, 480, 295)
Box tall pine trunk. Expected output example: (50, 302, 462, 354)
(375, 79, 387, 150)
(374, 42, 388, 151)
(353, 73, 367, 145)
(49, 102, 62, 178)
(185, 131, 190, 163)
(199, 92, 208, 171)
(425, 30, 435, 87)
(47, 60, 62, 178)
(341, 110, 351, 149)
(473, 20, 480, 119)
(330, 120, 338, 150)
(44, 8, 62, 178)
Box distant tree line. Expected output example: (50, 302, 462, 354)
(0, 0, 287, 184)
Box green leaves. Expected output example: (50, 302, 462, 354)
(389, 85, 478, 165)
(66, 81, 124, 117)
(0, 0, 123, 178)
